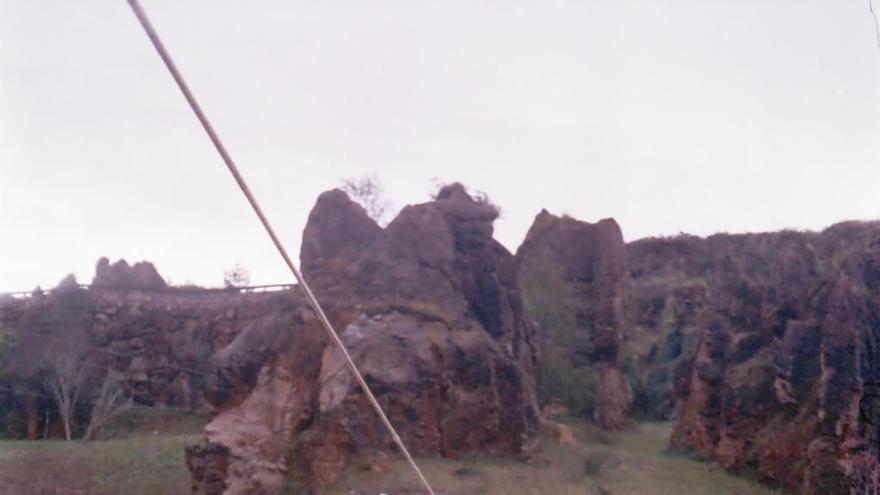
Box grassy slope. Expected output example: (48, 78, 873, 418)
(325, 422, 781, 495)
(0, 408, 203, 495)
(0, 434, 197, 495)
(0, 419, 779, 495)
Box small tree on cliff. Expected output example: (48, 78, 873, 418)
(223, 262, 251, 288)
(341, 173, 393, 225)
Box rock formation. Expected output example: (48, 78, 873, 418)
(187, 184, 540, 493)
(92, 257, 168, 291)
(628, 222, 880, 494)
(0, 271, 295, 439)
(6, 192, 880, 495)
(516, 210, 633, 430)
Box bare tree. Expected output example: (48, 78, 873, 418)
(341, 173, 393, 225)
(42, 352, 88, 441)
(223, 262, 251, 288)
(428, 176, 444, 200)
(83, 371, 132, 441)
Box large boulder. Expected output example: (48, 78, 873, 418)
(187, 184, 540, 493)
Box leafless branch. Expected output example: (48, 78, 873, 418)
(42, 351, 88, 441)
(341, 173, 393, 225)
(83, 371, 132, 441)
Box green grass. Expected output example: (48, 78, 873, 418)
(0, 434, 198, 495)
(0, 418, 780, 495)
(0, 407, 204, 495)
(324, 422, 781, 495)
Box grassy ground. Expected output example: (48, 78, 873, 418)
(0, 407, 203, 495)
(325, 422, 781, 495)
(0, 434, 197, 495)
(0, 417, 779, 495)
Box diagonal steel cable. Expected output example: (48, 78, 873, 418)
(125, 2, 437, 493)
(871, 0, 880, 54)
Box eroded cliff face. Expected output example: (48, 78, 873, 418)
(0, 262, 301, 439)
(8, 196, 878, 495)
(92, 257, 168, 291)
(188, 184, 540, 494)
(516, 210, 633, 430)
(627, 222, 880, 494)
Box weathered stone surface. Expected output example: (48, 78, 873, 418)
(8, 194, 878, 495)
(186, 442, 231, 495)
(2, 186, 539, 493)
(291, 312, 538, 488)
(92, 257, 168, 291)
(302, 185, 534, 368)
(0, 274, 303, 439)
(517, 210, 632, 430)
(629, 222, 880, 494)
(187, 184, 540, 493)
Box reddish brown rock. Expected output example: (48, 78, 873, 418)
(186, 443, 230, 495)
(187, 184, 540, 494)
(631, 222, 880, 494)
(0, 268, 304, 440)
(517, 210, 633, 430)
(92, 257, 168, 291)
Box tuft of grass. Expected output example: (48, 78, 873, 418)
(453, 453, 479, 477)
(582, 451, 610, 476)
(664, 446, 712, 464)
(280, 477, 311, 495)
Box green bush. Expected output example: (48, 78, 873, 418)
(539, 350, 598, 417)
(521, 249, 600, 417)
(454, 453, 479, 476)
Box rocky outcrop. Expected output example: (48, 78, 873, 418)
(0, 273, 301, 439)
(187, 184, 540, 494)
(92, 257, 168, 291)
(187, 301, 325, 495)
(516, 210, 632, 430)
(301, 185, 535, 366)
(628, 222, 880, 494)
(9, 192, 879, 495)
(292, 311, 537, 487)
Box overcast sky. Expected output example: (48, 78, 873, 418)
(2, 0, 879, 292)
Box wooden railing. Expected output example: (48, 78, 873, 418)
(0, 283, 296, 299)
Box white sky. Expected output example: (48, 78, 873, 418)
(2, 0, 880, 292)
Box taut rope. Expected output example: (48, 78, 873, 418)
(126, 2, 437, 493)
